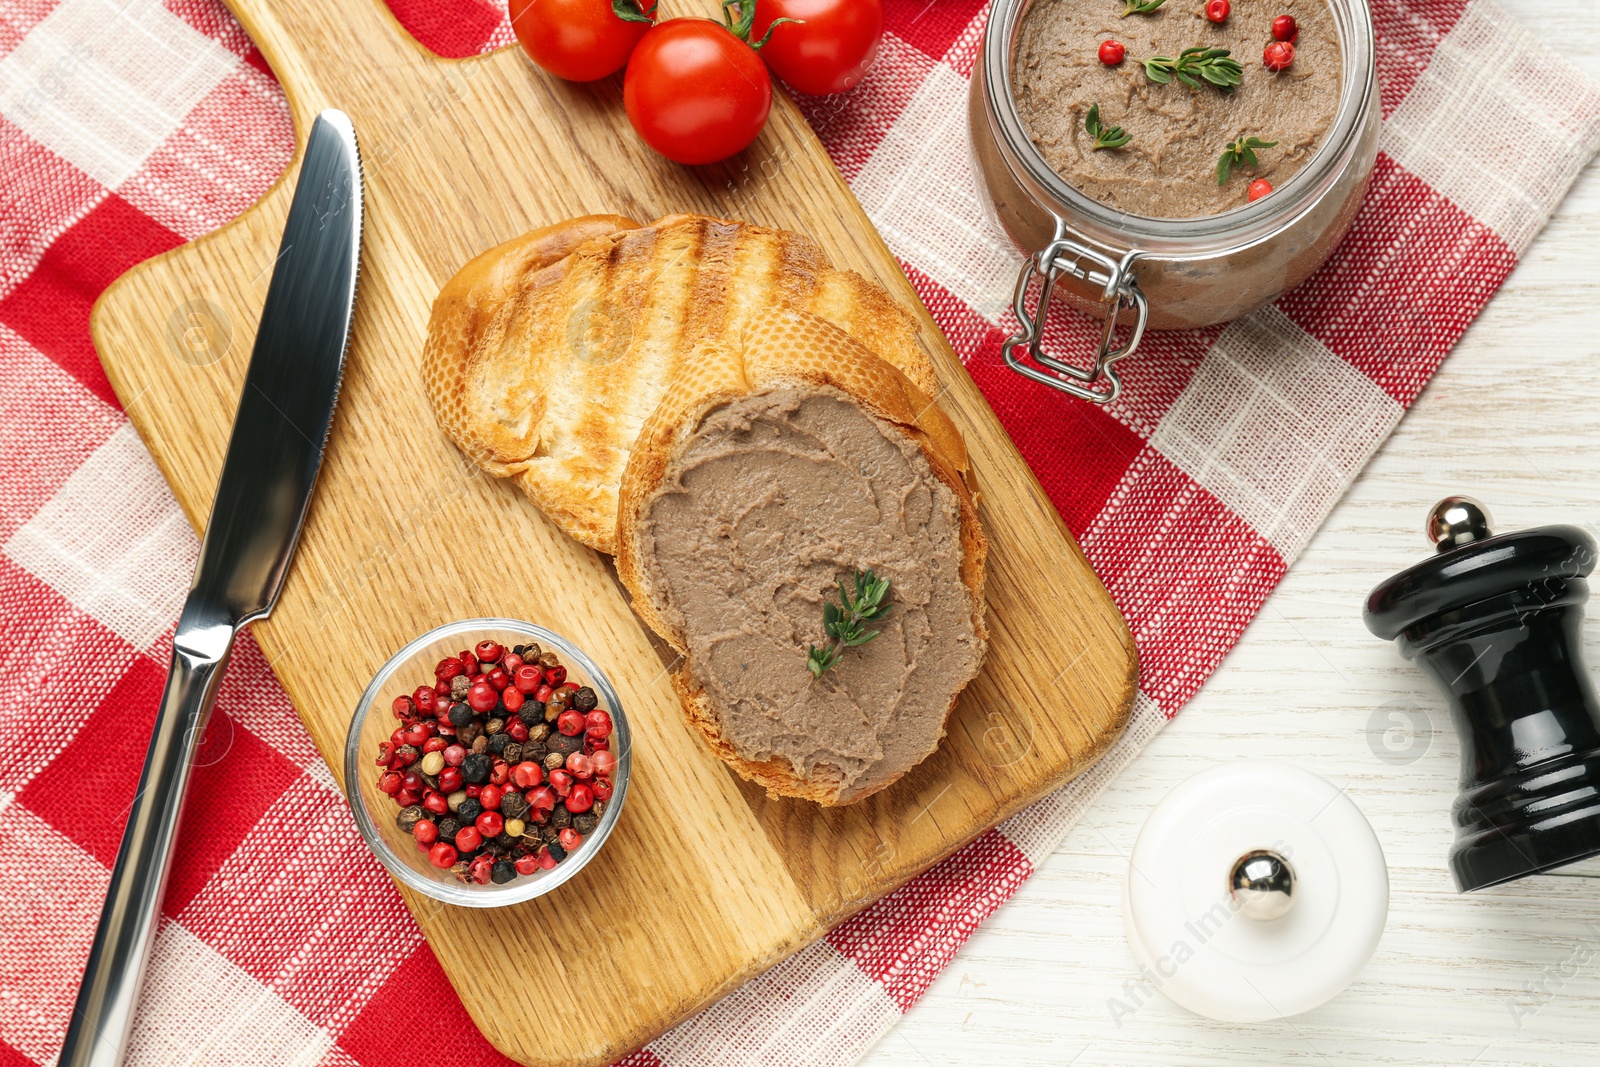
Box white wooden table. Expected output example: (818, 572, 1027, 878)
(863, 4, 1600, 1064)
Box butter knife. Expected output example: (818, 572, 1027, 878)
(59, 108, 363, 1067)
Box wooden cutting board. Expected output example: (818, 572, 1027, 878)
(89, 1, 1137, 1063)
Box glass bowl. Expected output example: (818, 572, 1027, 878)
(343, 618, 632, 908)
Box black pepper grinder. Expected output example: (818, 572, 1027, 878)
(1364, 497, 1600, 892)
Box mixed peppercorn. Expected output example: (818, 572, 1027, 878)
(375, 639, 617, 886)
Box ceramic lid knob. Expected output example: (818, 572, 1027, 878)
(1229, 849, 1296, 922)
(1123, 762, 1388, 1022)
(1425, 495, 1493, 551)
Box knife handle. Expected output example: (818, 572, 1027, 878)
(59, 603, 235, 1067)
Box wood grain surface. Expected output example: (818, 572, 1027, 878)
(85, 1, 1137, 1064)
(859, 6, 1600, 1065)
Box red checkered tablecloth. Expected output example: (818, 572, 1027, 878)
(1, 1, 1597, 1065)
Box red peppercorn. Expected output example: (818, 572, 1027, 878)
(515, 853, 540, 876)
(476, 811, 505, 838)
(412, 686, 437, 714)
(503, 652, 524, 673)
(584, 709, 613, 739)
(414, 820, 439, 846)
(1248, 178, 1274, 201)
(479, 784, 503, 810)
(507, 719, 529, 743)
(592, 777, 614, 801)
(391, 695, 414, 719)
(375, 741, 395, 766)
(515, 665, 543, 693)
(394, 787, 421, 807)
(544, 665, 567, 686)
(528, 785, 558, 814)
(566, 782, 596, 813)
(438, 767, 463, 793)
(377, 771, 402, 794)
(557, 709, 586, 737)
(559, 827, 582, 851)
(566, 752, 593, 779)
(401, 723, 429, 748)
(467, 682, 498, 713)
(513, 761, 545, 789)
(465, 783, 482, 798)
(490, 759, 510, 786)
(1204, 0, 1229, 23)
(591, 750, 618, 778)
(502, 687, 524, 713)
(435, 657, 465, 682)
(533, 683, 553, 704)
(443, 743, 467, 767)
(1272, 14, 1297, 41)
(537, 847, 557, 870)
(423, 789, 449, 814)
(549, 769, 574, 797)
(422, 736, 447, 754)
(1097, 39, 1124, 66)
(455, 825, 483, 852)
(486, 667, 509, 692)
(435, 680, 451, 699)
(1262, 40, 1294, 70)
(468, 852, 495, 884)
(429, 842, 458, 868)
(475, 640, 503, 664)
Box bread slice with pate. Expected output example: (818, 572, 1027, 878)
(422, 214, 937, 554)
(615, 309, 987, 805)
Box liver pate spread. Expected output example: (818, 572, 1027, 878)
(637, 386, 983, 801)
(1012, 0, 1341, 218)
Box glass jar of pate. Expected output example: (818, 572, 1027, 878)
(969, 0, 1378, 402)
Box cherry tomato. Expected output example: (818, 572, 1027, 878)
(509, 0, 653, 82)
(751, 0, 883, 96)
(624, 19, 772, 165)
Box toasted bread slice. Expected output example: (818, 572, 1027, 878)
(422, 214, 938, 554)
(616, 309, 987, 805)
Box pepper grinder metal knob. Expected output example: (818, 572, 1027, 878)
(1229, 849, 1296, 921)
(1364, 498, 1600, 891)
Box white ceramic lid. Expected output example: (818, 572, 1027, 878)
(1122, 761, 1388, 1022)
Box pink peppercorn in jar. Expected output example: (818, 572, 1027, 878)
(968, 0, 1378, 402)
(345, 618, 631, 908)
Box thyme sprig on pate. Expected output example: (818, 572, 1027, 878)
(1085, 104, 1132, 151)
(1216, 136, 1278, 184)
(1121, 0, 1167, 15)
(806, 569, 893, 678)
(1141, 47, 1243, 91)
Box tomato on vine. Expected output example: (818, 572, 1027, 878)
(623, 2, 793, 165)
(751, 0, 883, 96)
(509, 0, 655, 83)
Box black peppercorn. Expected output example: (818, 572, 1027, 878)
(485, 717, 504, 736)
(549, 806, 572, 830)
(546, 841, 568, 864)
(543, 751, 565, 772)
(491, 860, 517, 884)
(516, 705, 542, 728)
(545, 731, 582, 757)
(494, 832, 517, 849)
(573, 686, 598, 712)
(487, 733, 509, 755)
(572, 812, 599, 835)
(462, 752, 492, 784)
(438, 815, 462, 840)
(395, 805, 424, 833)
(502, 741, 522, 765)
(526, 722, 550, 742)
(470, 735, 489, 755)
(457, 797, 483, 822)
(500, 791, 529, 820)
(524, 740, 548, 762)
(445, 702, 470, 727)
(592, 798, 606, 817)
(457, 722, 482, 746)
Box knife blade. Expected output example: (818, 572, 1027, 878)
(59, 108, 363, 1067)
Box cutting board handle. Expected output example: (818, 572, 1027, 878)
(221, 0, 435, 133)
